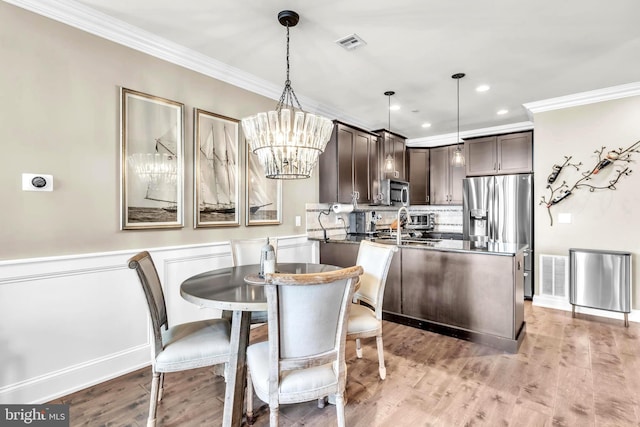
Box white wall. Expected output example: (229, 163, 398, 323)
(0, 236, 318, 403)
(0, 2, 321, 404)
(533, 95, 640, 312)
(0, 2, 315, 261)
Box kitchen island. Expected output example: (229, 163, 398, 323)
(317, 236, 527, 353)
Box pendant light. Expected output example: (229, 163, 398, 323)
(384, 91, 395, 172)
(451, 73, 465, 167)
(241, 11, 333, 179)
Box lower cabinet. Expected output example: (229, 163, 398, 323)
(401, 247, 523, 342)
(320, 240, 525, 352)
(319, 241, 401, 314)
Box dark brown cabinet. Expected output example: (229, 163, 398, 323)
(465, 131, 533, 176)
(319, 122, 379, 204)
(429, 145, 465, 204)
(407, 148, 430, 204)
(319, 241, 401, 314)
(375, 129, 406, 181)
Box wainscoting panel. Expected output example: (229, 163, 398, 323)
(0, 236, 318, 404)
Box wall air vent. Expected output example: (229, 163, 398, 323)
(539, 254, 568, 299)
(335, 33, 367, 50)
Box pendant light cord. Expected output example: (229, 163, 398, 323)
(457, 77, 460, 147)
(388, 94, 391, 132)
(276, 22, 303, 112)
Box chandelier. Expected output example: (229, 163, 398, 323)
(451, 73, 466, 167)
(241, 10, 333, 179)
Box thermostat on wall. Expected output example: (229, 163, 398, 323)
(22, 173, 54, 191)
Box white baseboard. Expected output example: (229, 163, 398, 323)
(0, 345, 150, 404)
(532, 295, 639, 324)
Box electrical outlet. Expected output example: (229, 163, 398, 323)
(295, 215, 301, 227)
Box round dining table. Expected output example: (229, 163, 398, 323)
(180, 262, 341, 427)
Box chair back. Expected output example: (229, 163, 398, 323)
(230, 237, 278, 266)
(354, 241, 398, 312)
(265, 265, 363, 366)
(128, 251, 167, 357)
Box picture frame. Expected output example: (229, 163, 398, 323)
(194, 108, 240, 228)
(246, 142, 282, 226)
(120, 88, 184, 230)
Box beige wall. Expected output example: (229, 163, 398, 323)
(0, 3, 316, 260)
(533, 95, 640, 308)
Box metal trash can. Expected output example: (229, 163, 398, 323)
(569, 248, 631, 327)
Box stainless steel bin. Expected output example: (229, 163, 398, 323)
(569, 248, 631, 326)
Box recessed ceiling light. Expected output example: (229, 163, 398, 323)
(476, 84, 490, 92)
(497, 109, 508, 115)
(421, 122, 432, 128)
(390, 105, 400, 111)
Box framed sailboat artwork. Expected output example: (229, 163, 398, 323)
(120, 88, 184, 230)
(246, 140, 282, 226)
(194, 108, 240, 228)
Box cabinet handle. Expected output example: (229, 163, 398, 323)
(498, 163, 501, 170)
(426, 195, 430, 203)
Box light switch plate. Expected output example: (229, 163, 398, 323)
(295, 216, 301, 227)
(558, 213, 572, 224)
(22, 173, 53, 191)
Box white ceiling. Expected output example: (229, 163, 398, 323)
(12, 0, 640, 143)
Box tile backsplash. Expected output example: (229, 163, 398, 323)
(306, 203, 463, 239)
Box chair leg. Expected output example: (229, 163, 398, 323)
(147, 371, 161, 427)
(269, 405, 279, 427)
(355, 338, 363, 358)
(334, 393, 346, 427)
(246, 369, 255, 425)
(157, 373, 165, 402)
(317, 397, 326, 408)
(376, 335, 386, 380)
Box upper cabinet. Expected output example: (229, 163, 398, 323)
(375, 129, 406, 181)
(465, 131, 533, 176)
(430, 145, 465, 205)
(407, 148, 430, 205)
(319, 121, 379, 204)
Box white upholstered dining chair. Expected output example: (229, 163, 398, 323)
(346, 240, 398, 380)
(128, 251, 231, 427)
(230, 237, 278, 267)
(230, 237, 278, 324)
(245, 265, 363, 427)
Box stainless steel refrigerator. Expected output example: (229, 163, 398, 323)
(463, 174, 534, 298)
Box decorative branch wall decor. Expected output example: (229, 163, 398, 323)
(540, 139, 640, 225)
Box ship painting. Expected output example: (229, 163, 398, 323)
(127, 125, 180, 225)
(247, 149, 281, 224)
(121, 88, 184, 230)
(195, 110, 240, 226)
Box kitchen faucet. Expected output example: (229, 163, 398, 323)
(396, 206, 411, 246)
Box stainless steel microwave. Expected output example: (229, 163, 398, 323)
(380, 179, 410, 206)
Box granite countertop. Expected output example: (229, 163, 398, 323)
(312, 235, 527, 256)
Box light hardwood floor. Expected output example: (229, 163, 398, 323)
(50, 302, 640, 426)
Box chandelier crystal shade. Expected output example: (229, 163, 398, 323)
(241, 10, 333, 179)
(451, 73, 466, 167)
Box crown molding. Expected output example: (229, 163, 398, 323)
(4, 0, 372, 129)
(523, 81, 640, 118)
(407, 121, 534, 147)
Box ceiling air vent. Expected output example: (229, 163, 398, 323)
(335, 33, 367, 50)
